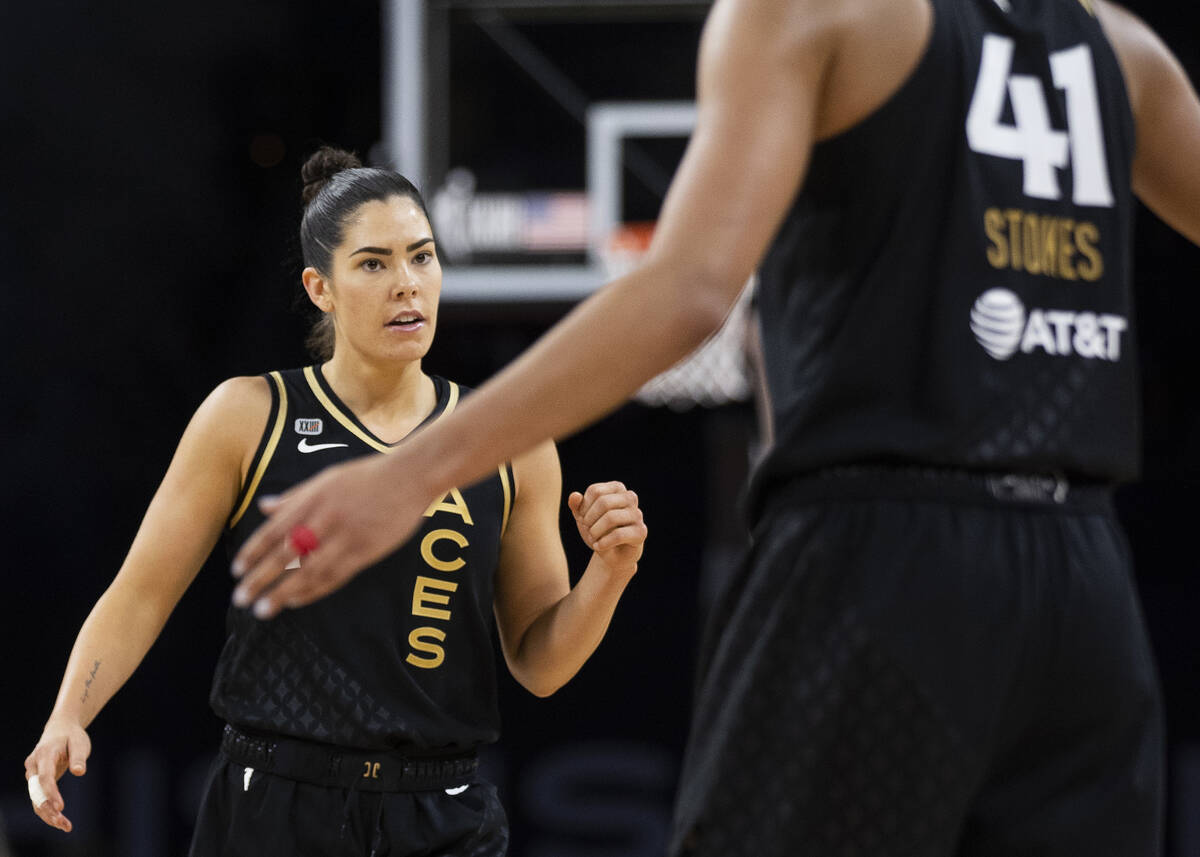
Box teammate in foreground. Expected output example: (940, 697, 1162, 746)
(234, 0, 1200, 853)
(25, 147, 647, 856)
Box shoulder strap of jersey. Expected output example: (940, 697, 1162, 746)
(228, 371, 288, 529)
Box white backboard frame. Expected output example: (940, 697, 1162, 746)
(384, 0, 697, 302)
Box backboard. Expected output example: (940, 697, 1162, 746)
(384, 0, 708, 301)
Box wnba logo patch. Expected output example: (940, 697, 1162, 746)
(294, 418, 324, 436)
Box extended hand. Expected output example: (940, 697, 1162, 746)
(24, 719, 91, 832)
(567, 482, 647, 578)
(231, 453, 429, 618)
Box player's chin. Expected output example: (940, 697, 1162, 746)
(380, 337, 433, 363)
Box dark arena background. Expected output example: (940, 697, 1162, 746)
(1, 1, 1197, 855)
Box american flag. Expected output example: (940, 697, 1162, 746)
(520, 192, 589, 251)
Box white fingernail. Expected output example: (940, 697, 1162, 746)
(253, 599, 273, 619)
(231, 560, 245, 578)
(232, 587, 250, 608)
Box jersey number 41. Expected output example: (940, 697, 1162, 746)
(966, 34, 1115, 208)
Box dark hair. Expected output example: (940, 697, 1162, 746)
(299, 146, 432, 359)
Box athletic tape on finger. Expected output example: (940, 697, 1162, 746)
(28, 774, 49, 807)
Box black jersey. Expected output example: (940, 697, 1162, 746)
(751, 0, 1138, 508)
(211, 366, 514, 752)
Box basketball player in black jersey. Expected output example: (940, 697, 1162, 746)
(236, 0, 1200, 854)
(24, 147, 648, 856)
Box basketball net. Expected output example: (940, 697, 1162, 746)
(602, 222, 754, 411)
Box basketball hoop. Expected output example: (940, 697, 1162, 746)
(601, 223, 755, 411)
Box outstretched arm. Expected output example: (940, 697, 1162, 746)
(232, 0, 835, 615)
(24, 377, 266, 832)
(493, 443, 646, 697)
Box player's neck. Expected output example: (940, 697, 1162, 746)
(319, 355, 437, 441)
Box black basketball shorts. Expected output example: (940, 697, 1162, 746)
(670, 470, 1164, 857)
(189, 739, 507, 857)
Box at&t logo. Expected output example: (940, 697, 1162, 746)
(969, 288, 1127, 362)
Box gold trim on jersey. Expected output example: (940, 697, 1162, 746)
(229, 371, 288, 529)
(297, 369, 510, 535)
(499, 462, 512, 537)
(302, 369, 461, 454)
(303, 365, 392, 453)
(435, 381, 460, 424)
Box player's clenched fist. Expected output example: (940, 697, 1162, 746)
(567, 481, 647, 577)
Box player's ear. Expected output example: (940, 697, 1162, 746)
(301, 267, 334, 312)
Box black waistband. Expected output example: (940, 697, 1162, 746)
(757, 465, 1114, 519)
(220, 725, 479, 793)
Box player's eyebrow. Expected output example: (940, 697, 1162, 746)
(349, 239, 432, 255)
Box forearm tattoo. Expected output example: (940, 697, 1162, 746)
(80, 660, 101, 705)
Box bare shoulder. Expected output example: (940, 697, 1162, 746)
(814, 0, 932, 139)
(1097, 1, 1200, 245)
(199, 375, 273, 426)
(1095, 0, 1163, 48)
(1095, 1, 1182, 115)
(184, 376, 275, 469)
(699, 0, 839, 62)
(713, 0, 879, 50)
(698, 0, 925, 95)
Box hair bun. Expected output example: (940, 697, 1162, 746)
(301, 146, 363, 205)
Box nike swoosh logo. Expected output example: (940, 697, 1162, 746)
(297, 438, 350, 453)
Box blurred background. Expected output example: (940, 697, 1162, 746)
(0, 1, 1196, 854)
